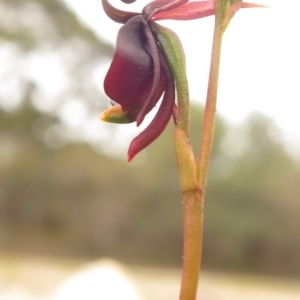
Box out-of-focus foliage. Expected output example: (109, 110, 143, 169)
(1, 0, 300, 279)
(0, 0, 112, 129)
(203, 114, 300, 276)
(1, 99, 300, 277)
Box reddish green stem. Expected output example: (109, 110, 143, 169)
(178, 181, 204, 300)
(197, 20, 224, 189)
(156, 4, 226, 299)
(177, 8, 224, 300)
(178, 3, 225, 300)
(174, 128, 202, 300)
(179, 187, 203, 300)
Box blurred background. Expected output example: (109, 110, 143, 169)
(1, 0, 300, 299)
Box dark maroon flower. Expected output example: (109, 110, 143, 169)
(100, 0, 213, 162)
(103, 14, 176, 161)
(101, 1, 181, 161)
(100, 0, 262, 161)
(100, 1, 210, 162)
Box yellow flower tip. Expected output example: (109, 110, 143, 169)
(100, 105, 132, 124)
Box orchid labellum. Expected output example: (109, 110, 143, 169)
(102, 14, 176, 162)
(100, 0, 263, 161)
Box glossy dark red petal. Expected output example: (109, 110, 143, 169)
(104, 15, 155, 119)
(135, 20, 162, 126)
(127, 52, 175, 161)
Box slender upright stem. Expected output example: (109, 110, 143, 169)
(197, 14, 224, 189)
(156, 4, 226, 299)
(156, 25, 203, 300)
(177, 8, 225, 300)
(175, 3, 224, 300)
(179, 184, 203, 300)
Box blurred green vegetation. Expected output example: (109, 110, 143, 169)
(1, 0, 300, 279)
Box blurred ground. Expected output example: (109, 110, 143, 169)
(1, 254, 300, 300)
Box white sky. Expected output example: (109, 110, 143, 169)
(62, 0, 300, 152)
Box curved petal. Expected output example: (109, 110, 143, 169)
(153, 0, 189, 14)
(136, 19, 162, 126)
(101, 0, 138, 23)
(143, 0, 174, 17)
(136, 64, 166, 126)
(153, 1, 214, 21)
(143, 0, 189, 18)
(127, 52, 175, 161)
(173, 103, 178, 125)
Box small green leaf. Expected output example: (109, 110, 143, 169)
(155, 23, 190, 138)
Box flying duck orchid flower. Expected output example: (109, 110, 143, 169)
(100, 0, 264, 161)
